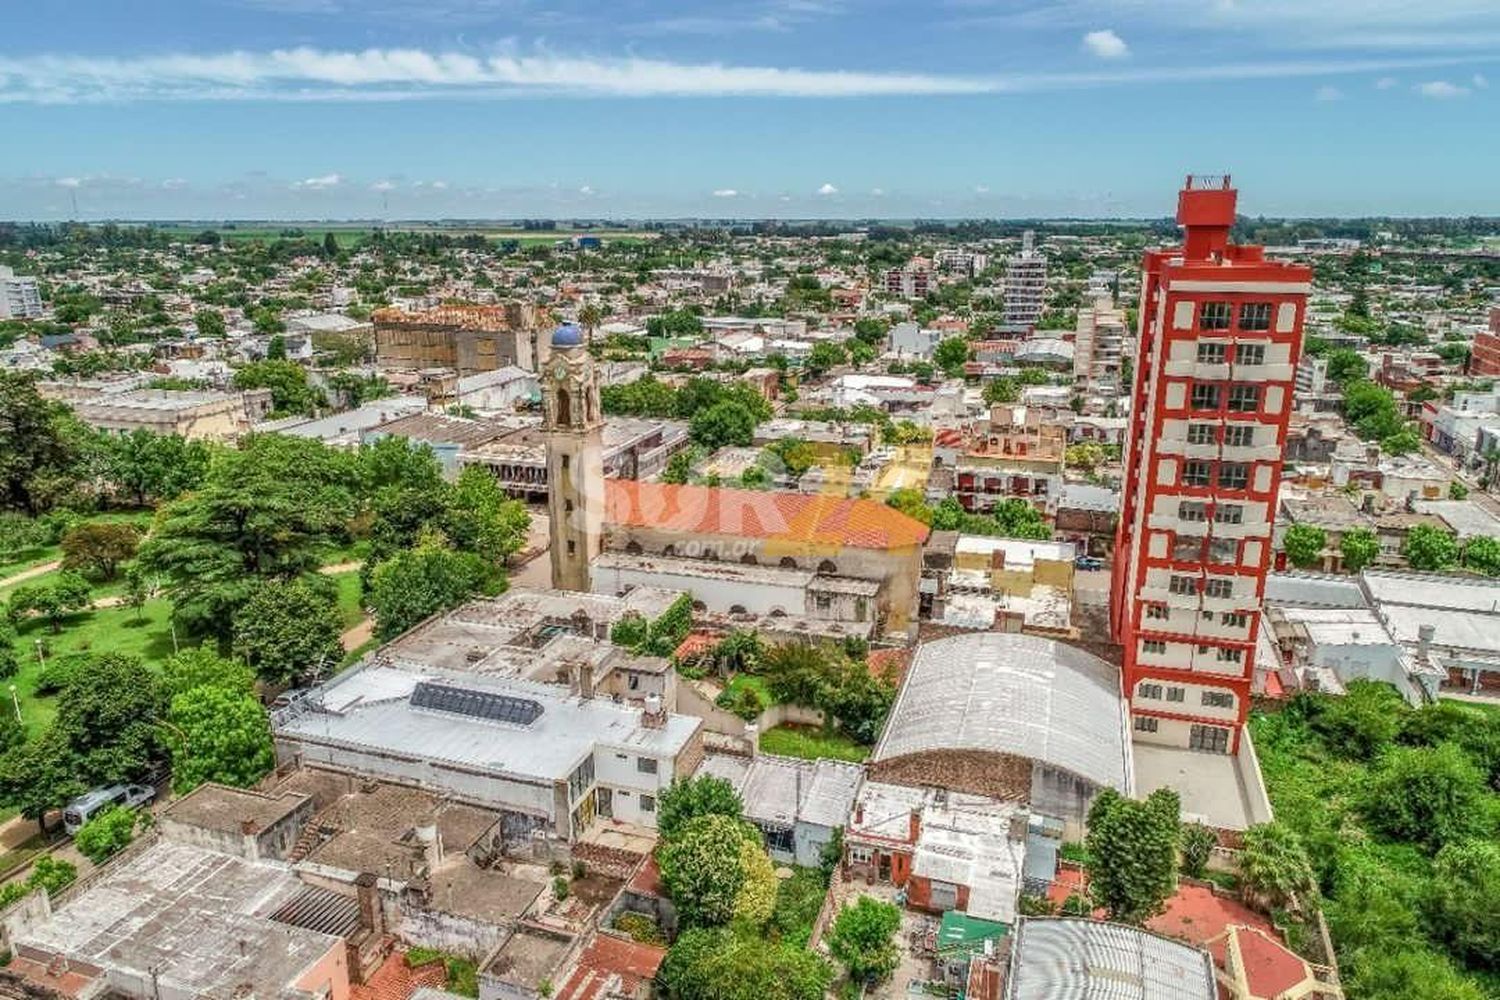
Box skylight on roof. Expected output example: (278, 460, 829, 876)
(410, 681, 544, 726)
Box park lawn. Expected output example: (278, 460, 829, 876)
(759, 724, 869, 764)
(330, 570, 366, 628)
(11, 598, 181, 734)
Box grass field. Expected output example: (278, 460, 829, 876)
(759, 724, 869, 763)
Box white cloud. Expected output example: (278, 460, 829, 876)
(712, 188, 739, 198)
(369, 179, 396, 191)
(1374, 76, 1399, 88)
(0, 44, 1474, 105)
(870, 187, 885, 196)
(430, 180, 448, 189)
(294, 172, 342, 189)
(578, 184, 595, 195)
(1474, 72, 1490, 88)
(1082, 29, 1129, 59)
(1314, 85, 1344, 101)
(816, 182, 838, 195)
(974, 184, 991, 193)
(54, 176, 82, 188)
(1415, 79, 1471, 98)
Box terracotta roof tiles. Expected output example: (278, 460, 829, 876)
(605, 481, 929, 552)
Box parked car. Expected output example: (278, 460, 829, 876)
(1075, 556, 1105, 571)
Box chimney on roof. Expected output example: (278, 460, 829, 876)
(355, 872, 384, 936)
(908, 809, 921, 845)
(576, 661, 595, 700)
(414, 824, 443, 872)
(642, 694, 666, 729)
(1417, 623, 1436, 659)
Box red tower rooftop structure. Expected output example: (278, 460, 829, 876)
(1111, 176, 1311, 755)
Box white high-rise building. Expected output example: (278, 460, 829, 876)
(0, 266, 43, 320)
(1003, 231, 1047, 328)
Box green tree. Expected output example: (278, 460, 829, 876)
(1340, 528, 1380, 573)
(160, 647, 256, 699)
(762, 438, 817, 480)
(0, 372, 98, 514)
(0, 513, 52, 560)
(983, 377, 1020, 404)
(1364, 743, 1492, 853)
(60, 521, 140, 580)
(1448, 480, 1469, 501)
(1179, 824, 1217, 879)
(932, 336, 970, 377)
(733, 838, 778, 927)
(232, 359, 324, 416)
(369, 542, 490, 641)
(656, 775, 744, 842)
(1428, 840, 1500, 968)
(853, 318, 888, 345)
(1085, 788, 1180, 924)
(443, 465, 531, 566)
(0, 728, 85, 833)
(1326, 348, 1369, 386)
(1309, 679, 1405, 760)
(106, 430, 212, 506)
(827, 896, 902, 986)
(689, 401, 758, 451)
(8, 571, 93, 632)
(73, 805, 141, 864)
(884, 487, 933, 525)
(657, 813, 757, 927)
(1343, 381, 1405, 442)
(656, 927, 832, 1000)
(1282, 523, 1327, 570)
(1346, 947, 1487, 1000)
(0, 618, 19, 682)
(1238, 822, 1319, 913)
(323, 231, 340, 257)
(52, 653, 166, 785)
(193, 308, 226, 339)
(1402, 523, 1460, 572)
(661, 451, 694, 485)
(232, 577, 344, 684)
(139, 435, 355, 640)
(167, 685, 276, 794)
(1460, 535, 1500, 576)
(266, 334, 288, 360)
(805, 341, 848, 376)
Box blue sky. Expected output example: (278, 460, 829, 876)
(2, 0, 1498, 219)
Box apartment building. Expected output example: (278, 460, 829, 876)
(884, 259, 932, 299)
(1111, 177, 1309, 755)
(1470, 305, 1500, 377)
(0, 265, 43, 319)
(1072, 296, 1131, 401)
(1002, 231, 1047, 328)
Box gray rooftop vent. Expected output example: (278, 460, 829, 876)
(410, 681, 544, 726)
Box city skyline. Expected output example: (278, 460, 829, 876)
(2, 0, 1499, 219)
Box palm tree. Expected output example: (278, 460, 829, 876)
(578, 303, 603, 343)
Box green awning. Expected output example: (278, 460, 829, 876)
(936, 910, 1009, 955)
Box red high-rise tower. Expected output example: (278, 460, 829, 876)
(1111, 177, 1310, 754)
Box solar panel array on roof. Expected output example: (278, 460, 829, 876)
(410, 681, 544, 726)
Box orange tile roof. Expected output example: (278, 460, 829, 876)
(605, 481, 930, 551)
(1208, 926, 1312, 1000)
(555, 934, 667, 1000)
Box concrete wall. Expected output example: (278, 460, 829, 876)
(276, 739, 558, 828)
(399, 905, 510, 962)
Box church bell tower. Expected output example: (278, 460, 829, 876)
(543, 323, 605, 593)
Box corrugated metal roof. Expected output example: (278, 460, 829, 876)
(1008, 918, 1216, 1000)
(873, 633, 1131, 794)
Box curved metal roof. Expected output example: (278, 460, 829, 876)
(872, 632, 1132, 793)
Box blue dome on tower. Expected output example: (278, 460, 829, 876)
(552, 323, 584, 347)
